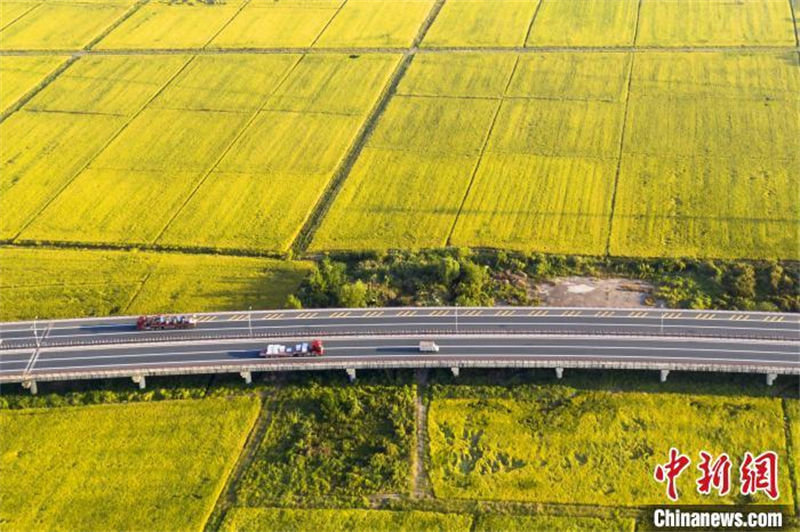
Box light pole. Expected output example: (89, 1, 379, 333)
(455, 303, 459, 334)
(248, 306, 253, 337)
(660, 312, 664, 335)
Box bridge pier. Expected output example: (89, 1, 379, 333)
(22, 380, 37, 395)
(766, 373, 777, 386)
(660, 370, 670, 383)
(132, 375, 146, 390)
(451, 367, 459, 378)
(240, 371, 252, 385)
(346, 368, 356, 382)
(555, 367, 563, 380)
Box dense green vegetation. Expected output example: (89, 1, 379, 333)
(0, 397, 260, 532)
(235, 383, 415, 507)
(293, 250, 800, 312)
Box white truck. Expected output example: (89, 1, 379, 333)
(419, 341, 440, 353)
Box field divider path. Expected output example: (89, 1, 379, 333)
(0, 2, 40, 32)
(308, 0, 350, 48)
(413, 368, 434, 499)
(3, 45, 800, 58)
(0, 55, 78, 123)
(290, 0, 447, 253)
(522, 0, 544, 47)
(790, 0, 800, 47)
(201, 0, 252, 49)
(10, 54, 199, 241)
(150, 54, 307, 245)
(120, 269, 154, 315)
(203, 389, 279, 532)
(445, 56, 521, 246)
(84, 0, 149, 51)
(604, 0, 643, 257)
(780, 398, 799, 516)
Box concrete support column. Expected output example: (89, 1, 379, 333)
(766, 373, 777, 386)
(660, 370, 670, 383)
(240, 371, 252, 385)
(23, 380, 38, 395)
(132, 375, 146, 390)
(346, 368, 356, 382)
(451, 367, 460, 378)
(555, 367, 563, 380)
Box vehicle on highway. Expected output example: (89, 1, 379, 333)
(260, 340, 324, 358)
(136, 315, 197, 331)
(419, 341, 440, 352)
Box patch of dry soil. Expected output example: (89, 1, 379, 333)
(536, 277, 657, 308)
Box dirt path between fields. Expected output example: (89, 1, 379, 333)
(413, 369, 434, 499)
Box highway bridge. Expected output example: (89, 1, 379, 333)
(1, 307, 798, 393)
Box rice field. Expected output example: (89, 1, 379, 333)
(1, 0, 798, 322)
(220, 508, 472, 532)
(27, 54, 188, 115)
(0, 246, 312, 320)
(609, 52, 800, 258)
(97, 0, 246, 50)
(310, 95, 500, 249)
(526, 0, 638, 47)
(150, 54, 301, 112)
(423, 0, 540, 47)
(313, 0, 434, 48)
(637, 0, 796, 47)
(0, 55, 67, 113)
(473, 514, 636, 532)
(0, 2, 132, 50)
(0, 110, 126, 239)
(0, 397, 260, 532)
(209, 2, 341, 49)
(427, 384, 795, 506)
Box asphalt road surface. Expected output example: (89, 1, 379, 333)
(1, 307, 798, 385)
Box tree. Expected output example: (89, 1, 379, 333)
(337, 280, 368, 308)
(725, 263, 756, 300)
(284, 294, 303, 309)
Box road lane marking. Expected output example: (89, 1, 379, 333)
(8, 319, 799, 346)
(33, 341, 800, 364)
(29, 350, 800, 375)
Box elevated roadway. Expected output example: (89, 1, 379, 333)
(1, 307, 797, 391)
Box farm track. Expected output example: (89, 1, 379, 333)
(605, 0, 643, 256)
(289, 0, 447, 254)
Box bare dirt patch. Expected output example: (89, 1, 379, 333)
(536, 277, 656, 308)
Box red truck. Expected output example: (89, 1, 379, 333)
(260, 340, 324, 358)
(136, 315, 197, 331)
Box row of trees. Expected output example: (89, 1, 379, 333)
(287, 249, 798, 312)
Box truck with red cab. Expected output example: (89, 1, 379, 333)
(260, 340, 324, 358)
